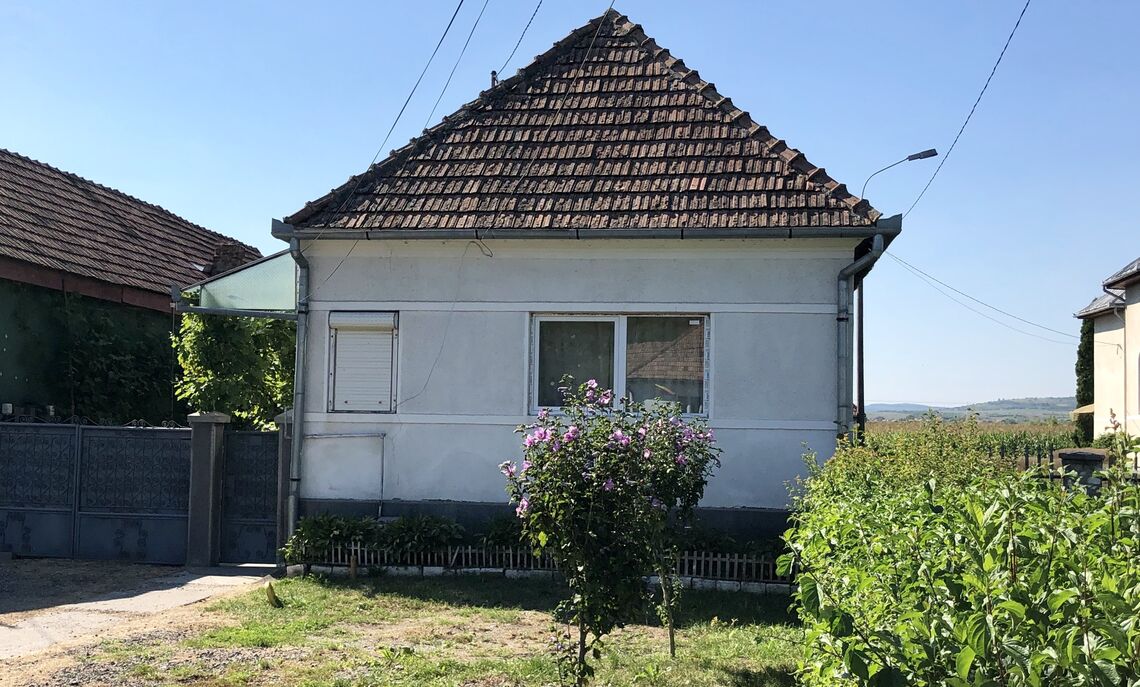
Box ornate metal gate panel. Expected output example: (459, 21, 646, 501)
(0, 422, 190, 563)
(0, 424, 78, 557)
(76, 428, 191, 564)
(220, 431, 279, 563)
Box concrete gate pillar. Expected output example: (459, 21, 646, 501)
(187, 411, 231, 566)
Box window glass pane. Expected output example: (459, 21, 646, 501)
(538, 320, 614, 406)
(626, 317, 705, 414)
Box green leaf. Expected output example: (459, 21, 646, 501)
(956, 646, 975, 680)
(798, 575, 821, 616)
(996, 600, 1026, 620)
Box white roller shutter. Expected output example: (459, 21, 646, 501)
(329, 312, 397, 412)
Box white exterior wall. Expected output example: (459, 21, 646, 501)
(1126, 284, 1140, 435)
(298, 238, 859, 510)
(1092, 313, 1126, 436)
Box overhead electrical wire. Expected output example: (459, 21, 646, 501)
(499, 0, 543, 75)
(305, 0, 471, 298)
(887, 251, 1077, 339)
(425, 0, 493, 129)
(885, 252, 1075, 346)
(904, 0, 1032, 218)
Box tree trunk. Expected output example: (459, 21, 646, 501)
(659, 567, 676, 658)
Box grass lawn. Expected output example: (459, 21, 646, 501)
(79, 574, 800, 686)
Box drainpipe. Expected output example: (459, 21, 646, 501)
(1103, 285, 1128, 437)
(837, 234, 885, 439)
(287, 236, 309, 537)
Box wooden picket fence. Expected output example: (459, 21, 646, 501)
(308, 543, 790, 584)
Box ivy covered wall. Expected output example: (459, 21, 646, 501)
(0, 279, 182, 423)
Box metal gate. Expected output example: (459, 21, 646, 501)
(0, 422, 191, 563)
(219, 430, 279, 564)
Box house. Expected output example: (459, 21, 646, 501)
(0, 149, 260, 422)
(1075, 257, 1140, 437)
(268, 9, 901, 532)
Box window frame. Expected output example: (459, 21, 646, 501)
(326, 311, 399, 414)
(529, 313, 710, 417)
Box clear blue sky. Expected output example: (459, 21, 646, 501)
(3, 1, 1136, 405)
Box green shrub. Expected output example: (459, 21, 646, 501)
(379, 514, 465, 554)
(781, 419, 1140, 685)
(479, 514, 525, 547)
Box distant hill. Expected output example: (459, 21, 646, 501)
(866, 396, 1076, 423)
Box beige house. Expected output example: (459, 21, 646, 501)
(1076, 257, 1140, 436)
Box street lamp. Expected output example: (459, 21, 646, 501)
(855, 148, 938, 440)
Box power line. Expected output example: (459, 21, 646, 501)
(305, 0, 469, 298)
(499, 0, 543, 75)
(425, 0, 493, 129)
(904, 0, 1032, 218)
(886, 252, 1076, 346)
(491, 1, 616, 230)
(887, 251, 1077, 339)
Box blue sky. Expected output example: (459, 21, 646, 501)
(2, 1, 1136, 405)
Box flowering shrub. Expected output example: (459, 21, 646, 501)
(503, 378, 719, 685)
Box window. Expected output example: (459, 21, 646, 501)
(328, 312, 397, 412)
(531, 315, 708, 414)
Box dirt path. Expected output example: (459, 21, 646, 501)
(0, 559, 266, 685)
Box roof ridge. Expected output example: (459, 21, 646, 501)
(285, 7, 881, 227)
(607, 13, 879, 222)
(0, 148, 259, 255)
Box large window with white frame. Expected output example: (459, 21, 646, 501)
(531, 315, 709, 415)
(327, 312, 398, 413)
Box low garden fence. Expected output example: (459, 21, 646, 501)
(303, 543, 791, 585)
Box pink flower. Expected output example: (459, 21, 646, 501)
(586, 379, 599, 390)
(598, 390, 613, 405)
(643, 449, 652, 459)
(500, 461, 516, 477)
(563, 425, 579, 442)
(516, 497, 530, 517)
(585, 389, 596, 401)
(675, 454, 688, 465)
(603, 478, 615, 491)
(523, 434, 537, 448)
(537, 409, 550, 420)
(610, 429, 630, 447)
(533, 427, 552, 442)
(521, 460, 532, 473)
(637, 427, 648, 438)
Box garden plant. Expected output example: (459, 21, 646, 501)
(503, 378, 720, 685)
(780, 416, 1140, 686)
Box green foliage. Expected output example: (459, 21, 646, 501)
(281, 514, 465, 564)
(173, 312, 295, 428)
(1075, 319, 1095, 444)
(0, 281, 179, 422)
(503, 378, 720, 685)
(866, 412, 1075, 458)
(780, 417, 1140, 686)
(479, 514, 525, 547)
(380, 514, 465, 554)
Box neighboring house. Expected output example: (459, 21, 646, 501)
(265, 9, 901, 531)
(1075, 257, 1140, 437)
(0, 149, 260, 421)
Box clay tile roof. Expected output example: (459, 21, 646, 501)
(0, 149, 260, 295)
(287, 8, 881, 233)
(1103, 256, 1140, 290)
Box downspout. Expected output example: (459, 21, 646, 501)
(837, 234, 885, 438)
(1103, 284, 1128, 437)
(287, 236, 309, 538)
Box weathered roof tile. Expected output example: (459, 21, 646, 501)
(287, 9, 879, 232)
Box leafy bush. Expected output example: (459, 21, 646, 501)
(503, 378, 719, 684)
(479, 514, 525, 547)
(780, 419, 1140, 686)
(281, 514, 463, 563)
(380, 514, 465, 554)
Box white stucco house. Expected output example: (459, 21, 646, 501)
(1076, 257, 1140, 437)
(251, 9, 903, 534)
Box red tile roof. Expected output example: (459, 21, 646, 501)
(0, 149, 260, 295)
(287, 8, 880, 233)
